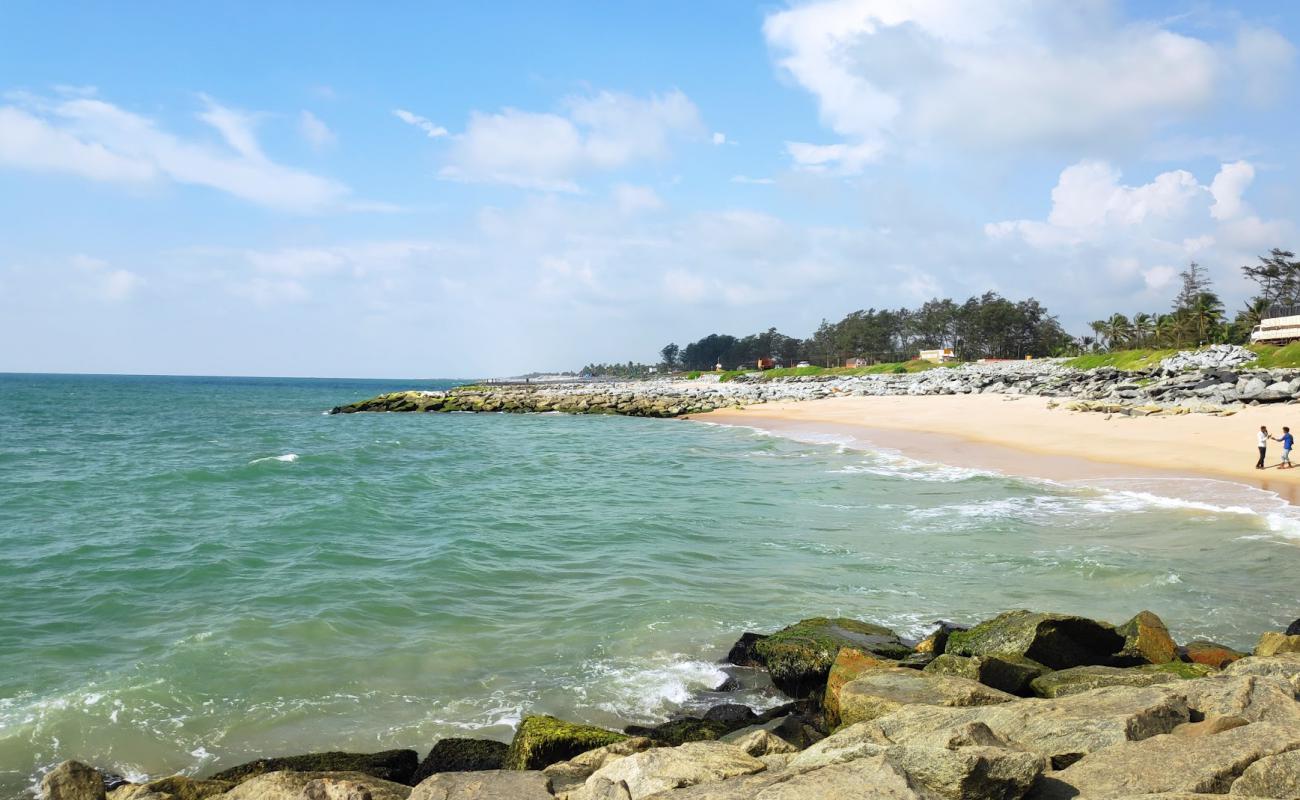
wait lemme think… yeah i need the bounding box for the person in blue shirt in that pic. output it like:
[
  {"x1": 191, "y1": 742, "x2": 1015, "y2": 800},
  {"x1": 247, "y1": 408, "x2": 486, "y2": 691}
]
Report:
[{"x1": 1278, "y1": 426, "x2": 1294, "y2": 469}]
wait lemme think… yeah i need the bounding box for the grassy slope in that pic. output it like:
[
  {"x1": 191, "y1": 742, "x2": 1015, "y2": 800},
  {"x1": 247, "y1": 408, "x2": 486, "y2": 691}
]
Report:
[
  {"x1": 1063, "y1": 344, "x2": 1300, "y2": 372},
  {"x1": 716, "y1": 360, "x2": 944, "y2": 382}
]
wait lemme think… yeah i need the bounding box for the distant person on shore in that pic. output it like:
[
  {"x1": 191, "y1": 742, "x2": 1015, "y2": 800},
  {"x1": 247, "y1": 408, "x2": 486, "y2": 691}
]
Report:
[
  {"x1": 1258, "y1": 426, "x2": 1270, "y2": 469},
  {"x1": 1279, "y1": 426, "x2": 1294, "y2": 469}
]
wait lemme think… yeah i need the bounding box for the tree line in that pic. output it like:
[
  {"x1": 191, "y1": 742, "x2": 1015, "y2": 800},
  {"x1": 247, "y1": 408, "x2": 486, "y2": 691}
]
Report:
[{"x1": 1085, "y1": 249, "x2": 1300, "y2": 351}]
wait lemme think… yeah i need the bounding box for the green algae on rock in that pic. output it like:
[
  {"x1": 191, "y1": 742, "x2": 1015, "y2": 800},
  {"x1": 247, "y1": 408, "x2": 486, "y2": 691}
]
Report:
[
  {"x1": 503, "y1": 715, "x2": 628, "y2": 771},
  {"x1": 754, "y1": 617, "x2": 910, "y2": 699},
  {"x1": 923, "y1": 653, "x2": 1049, "y2": 696},
  {"x1": 207, "y1": 750, "x2": 418, "y2": 787},
  {"x1": 943, "y1": 610, "x2": 1123, "y2": 670}
]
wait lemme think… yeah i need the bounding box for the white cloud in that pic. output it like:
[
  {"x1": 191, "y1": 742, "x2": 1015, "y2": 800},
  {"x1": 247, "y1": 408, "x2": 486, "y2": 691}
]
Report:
[
  {"x1": 393, "y1": 108, "x2": 448, "y2": 139},
  {"x1": 612, "y1": 184, "x2": 663, "y2": 215},
  {"x1": 711, "y1": 132, "x2": 727, "y2": 145},
  {"x1": 731, "y1": 175, "x2": 775, "y2": 185},
  {"x1": 0, "y1": 94, "x2": 348, "y2": 211},
  {"x1": 299, "y1": 110, "x2": 336, "y2": 150},
  {"x1": 1209, "y1": 160, "x2": 1254, "y2": 221},
  {"x1": 762, "y1": 0, "x2": 1290, "y2": 171},
  {"x1": 785, "y1": 140, "x2": 881, "y2": 174},
  {"x1": 439, "y1": 90, "x2": 704, "y2": 191},
  {"x1": 72, "y1": 254, "x2": 142, "y2": 301}
]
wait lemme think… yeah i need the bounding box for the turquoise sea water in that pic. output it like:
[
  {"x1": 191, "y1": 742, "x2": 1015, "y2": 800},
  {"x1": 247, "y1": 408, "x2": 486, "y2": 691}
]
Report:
[{"x1": 2, "y1": 373, "x2": 1299, "y2": 797}]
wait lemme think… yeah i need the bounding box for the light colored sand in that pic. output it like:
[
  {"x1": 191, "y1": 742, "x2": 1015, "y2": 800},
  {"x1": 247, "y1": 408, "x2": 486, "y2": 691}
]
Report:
[{"x1": 688, "y1": 394, "x2": 1300, "y2": 503}]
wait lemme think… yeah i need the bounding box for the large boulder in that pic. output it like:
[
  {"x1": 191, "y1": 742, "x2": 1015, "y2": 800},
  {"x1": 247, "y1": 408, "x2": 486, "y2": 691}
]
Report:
[
  {"x1": 108, "y1": 777, "x2": 234, "y2": 800},
  {"x1": 1183, "y1": 640, "x2": 1247, "y2": 669},
  {"x1": 42, "y1": 761, "x2": 107, "y2": 800},
  {"x1": 575, "y1": 741, "x2": 766, "y2": 800},
  {"x1": 1168, "y1": 674, "x2": 1300, "y2": 725},
  {"x1": 1224, "y1": 653, "x2": 1300, "y2": 695},
  {"x1": 624, "y1": 718, "x2": 730, "y2": 746},
  {"x1": 870, "y1": 685, "x2": 1191, "y2": 769},
  {"x1": 1034, "y1": 722, "x2": 1300, "y2": 798},
  {"x1": 881, "y1": 745, "x2": 1045, "y2": 800},
  {"x1": 943, "y1": 610, "x2": 1123, "y2": 670},
  {"x1": 208, "y1": 750, "x2": 419, "y2": 786},
  {"x1": 1115, "y1": 611, "x2": 1179, "y2": 665},
  {"x1": 1288, "y1": 619, "x2": 1300, "y2": 636},
  {"x1": 913, "y1": 622, "x2": 967, "y2": 656},
  {"x1": 222, "y1": 771, "x2": 412, "y2": 800},
  {"x1": 724, "y1": 633, "x2": 766, "y2": 667},
  {"x1": 822, "y1": 647, "x2": 896, "y2": 727},
  {"x1": 1256, "y1": 632, "x2": 1300, "y2": 657},
  {"x1": 408, "y1": 770, "x2": 553, "y2": 800},
  {"x1": 302, "y1": 777, "x2": 380, "y2": 800},
  {"x1": 924, "y1": 653, "x2": 1048, "y2": 696},
  {"x1": 753, "y1": 618, "x2": 909, "y2": 698},
  {"x1": 504, "y1": 715, "x2": 628, "y2": 770},
  {"x1": 1230, "y1": 748, "x2": 1300, "y2": 797},
  {"x1": 1028, "y1": 665, "x2": 1182, "y2": 698},
  {"x1": 700, "y1": 705, "x2": 756, "y2": 726},
  {"x1": 835, "y1": 668, "x2": 1016, "y2": 727},
  {"x1": 719, "y1": 714, "x2": 823, "y2": 750},
  {"x1": 410, "y1": 740, "x2": 508, "y2": 785},
  {"x1": 543, "y1": 738, "x2": 657, "y2": 794}
]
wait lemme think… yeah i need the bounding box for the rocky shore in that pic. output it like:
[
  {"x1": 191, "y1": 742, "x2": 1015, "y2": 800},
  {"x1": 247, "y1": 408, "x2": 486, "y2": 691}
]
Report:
[
  {"x1": 329, "y1": 346, "x2": 1300, "y2": 420},
  {"x1": 41, "y1": 610, "x2": 1300, "y2": 800}
]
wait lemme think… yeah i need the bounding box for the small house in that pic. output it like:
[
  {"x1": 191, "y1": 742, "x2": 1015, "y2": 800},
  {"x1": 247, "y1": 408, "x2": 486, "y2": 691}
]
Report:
[
  {"x1": 756, "y1": 358, "x2": 776, "y2": 370},
  {"x1": 918, "y1": 348, "x2": 956, "y2": 364},
  {"x1": 845, "y1": 357, "x2": 871, "y2": 368}
]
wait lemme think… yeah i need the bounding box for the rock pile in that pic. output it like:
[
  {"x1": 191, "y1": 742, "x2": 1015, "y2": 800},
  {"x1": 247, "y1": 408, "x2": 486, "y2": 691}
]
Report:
[
  {"x1": 45, "y1": 611, "x2": 1300, "y2": 800},
  {"x1": 329, "y1": 347, "x2": 1300, "y2": 420}
]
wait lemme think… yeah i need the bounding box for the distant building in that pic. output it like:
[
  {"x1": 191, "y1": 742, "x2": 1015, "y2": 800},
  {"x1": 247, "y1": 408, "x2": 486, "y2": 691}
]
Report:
[
  {"x1": 796, "y1": 361, "x2": 811, "y2": 368},
  {"x1": 918, "y1": 348, "x2": 956, "y2": 363},
  {"x1": 756, "y1": 358, "x2": 776, "y2": 370},
  {"x1": 845, "y1": 357, "x2": 871, "y2": 368}
]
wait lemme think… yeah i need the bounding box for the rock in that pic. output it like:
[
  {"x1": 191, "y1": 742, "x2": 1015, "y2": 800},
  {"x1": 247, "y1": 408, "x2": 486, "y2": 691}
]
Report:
[
  {"x1": 1029, "y1": 665, "x2": 1182, "y2": 698},
  {"x1": 1172, "y1": 715, "x2": 1249, "y2": 737},
  {"x1": 302, "y1": 778, "x2": 375, "y2": 800},
  {"x1": 1230, "y1": 748, "x2": 1300, "y2": 797},
  {"x1": 719, "y1": 714, "x2": 824, "y2": 750},
  {"x1": 222, "y1": 772, "x2": 412, "y2": 800},
  {"x1": 578, "y1": 741, "x2": 766, "y2": 800},
  {"x1": 943, "y1": 610, "x2": 1123, "y2": 670},
  {"x1": 1224, "y1": 653, "x2": 1300, "y2": 695},
  {"x1": 1242, "y1": 377, "x2": 1268, "y2": 400},
  {"x1": 871, "y1": 684, "x2": 1190, "y2": 768},
  {"x1": 1115, "y1": 610, "x2": 1179, "y2": 665},
  {"x1": 712, "y1": 677, "x2": 739, "y2": 693},
  {"x1": 1169, "y1": 674, "x2": 1300, "y2": 725},
  {"x1": 1184, "y1": 639, "x2": 1247, "y2": 668},
  {"x1": 505, "y1": 715, "x2": 628, "y2": 770},
  {"x1": 208, "y1": 751, "x2": 419, "y2": 786},
  {"x1": 543, "y1": 738, "x2": 657, "y2": 794},
  {"x1": 624, "y1": 718, "x2": 730, "y2": 746},
  {"x1": 1036, "y1": 722, "x2": 1300, "y2": 798},
  {"x1": 408, "y1": 770, "x2": 552, "y2": 800},
  {"x1": 724, "y1": 633, "x2": 766, "y2": 668},
  {"x1": 753, "y1": 618, "x2": 909, "y2": 698},
  {"x1": 924, "y1": 653, "x2": 1049, "y2": 696},
  {"x1": 410, "y1": 740, "x2": 508, "y2": 784},
  {"x1": 1288, "y1": 619, "x2": 1300, "y2": 636},
  {"x1": 724, "y1": 729, "x2": 799, "y2": 757},
  {"x1": 700, "y1": 705, "x2": 756, "y2": 726},
  {"x1": 914, "y1": 622, "x2": 967, "y2": 655},
  {"x1": 1256, "y1": 632, "x2": 1300, "y2": 657},
  {"x1": 882, "y1": 744, "x2": 1045, "y2": 800},
  {"x1": 42, "y1": 761, "x2": 107, "y2": 800},
  {"x1": 108, "y1": 787, "x2": 172, "y2": 800},
  {"x1": 835, "y1": 668, "x2": 1016, "y2": 727},
  {"x1": 110, "y1": 777, "x2": 233, "y2": 800},
  {"x1": 823, "y1": 647, "x2": 896, "y2": 727}
]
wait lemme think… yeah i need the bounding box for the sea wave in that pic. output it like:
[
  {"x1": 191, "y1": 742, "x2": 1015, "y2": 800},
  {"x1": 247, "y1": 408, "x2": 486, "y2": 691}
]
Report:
[{"x1": 248, "y1": 453, "x2": 298, "y2": 465}]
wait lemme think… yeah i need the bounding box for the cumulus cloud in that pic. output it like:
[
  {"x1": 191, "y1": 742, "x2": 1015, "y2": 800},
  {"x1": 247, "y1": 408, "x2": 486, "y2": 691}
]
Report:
[
  {"x1": 299, "y1": 110, "x2": 336, "y2": 150},
  {"x1": 0, "y1": 93, "x2": 348, "y2": 211},
  {"x1": 393, "y1": 108, "x2": 448, "y2": 138},
  {"x1": 72, "y1": 254, "x2": 142, "y2": 302},
  {"x1": 762, "y1": 0, "x2": 1292, "y2": 172},
  {"x1": 439, "y1": 90, "x2": 705, "y2": 191}
]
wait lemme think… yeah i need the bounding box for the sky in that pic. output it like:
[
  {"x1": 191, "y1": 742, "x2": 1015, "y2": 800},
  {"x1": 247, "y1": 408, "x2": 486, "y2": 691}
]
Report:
[{"x1": 1, "y1": 0, "x2": 1298, "y2": 378}]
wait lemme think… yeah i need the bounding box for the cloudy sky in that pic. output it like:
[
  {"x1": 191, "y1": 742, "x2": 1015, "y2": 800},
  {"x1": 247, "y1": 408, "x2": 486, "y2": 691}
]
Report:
[{"x1": 2, "y1": 1, "x2": 1298, "y2": 377}]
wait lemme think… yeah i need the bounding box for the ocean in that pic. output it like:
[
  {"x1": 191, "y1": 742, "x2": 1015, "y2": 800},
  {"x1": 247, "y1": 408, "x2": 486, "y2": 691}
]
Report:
[{"x1": 1, "y1": 373, "x2": 1298, "y2": 797}]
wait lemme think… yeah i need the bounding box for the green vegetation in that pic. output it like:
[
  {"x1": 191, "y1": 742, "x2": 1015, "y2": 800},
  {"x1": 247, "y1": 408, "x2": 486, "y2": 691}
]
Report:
[
  {"x1": 1062, "y1": 349, "x2": 1179, "y2": 371},
  {"x1": 1246, "y1": 342, "x2": 1300, "y2": 368},
  {"x1": 503, "y1": 715, "x2": 627, "y2": 771},
  {"x1": 715, "y1": 360, "x2": 941, "y2": 382}
]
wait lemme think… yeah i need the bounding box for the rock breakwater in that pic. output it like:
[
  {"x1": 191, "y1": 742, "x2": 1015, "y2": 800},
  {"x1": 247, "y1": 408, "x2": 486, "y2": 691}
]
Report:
[
  {"x1": 43, "y1": 610, "x2": 1300, "y2": 800},
  {"x1": 331, "y1": 346, "x2": 1300, "y2": 419}
]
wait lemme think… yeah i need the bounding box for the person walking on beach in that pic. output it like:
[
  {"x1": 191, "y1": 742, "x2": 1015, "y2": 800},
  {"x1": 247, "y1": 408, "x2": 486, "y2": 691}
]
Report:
[
  {"x1": 1258, "y1": 426, "x2": 1270, "y2": 469},
  {"x1": 1280, "y1": 426, "x2": 1294, "y2": 469}
]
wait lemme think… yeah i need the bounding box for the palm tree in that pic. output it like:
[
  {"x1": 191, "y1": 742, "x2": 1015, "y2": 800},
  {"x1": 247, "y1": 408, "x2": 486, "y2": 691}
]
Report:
[
  {"x1": 1131, "y1": 313, "x2": 1155, "y2": 347},
  {"x1": 1188, "y1": 292, "x2": 1225, "y2": 345},
  {"x1": 1153, "y1": 313, "x2": 1178, "y2": 347},
  {"x1": 1105, "y1": 313, "x2": 1133, "y2": 350},
  {"x1": 1088, "y1": 320, "x2": 1109, "y2": 351}
]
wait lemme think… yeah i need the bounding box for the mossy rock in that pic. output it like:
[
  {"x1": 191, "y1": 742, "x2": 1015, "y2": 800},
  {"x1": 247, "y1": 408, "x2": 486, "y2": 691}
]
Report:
[
  {"x1": 503, "y1": 715, "x2": 627, "y2": 771},
  {"x1": 206, "y1": 749, "x2": 418, "y2": 786},
  {"x1": 1028, "y1": 665, "x2": 1181, "y2": 698},
  {"x1": 1183, "y1": 640, "x2": 1247, "y2": 669},
  {"x1": 913, "y1": 622, "x2": 966, "y2": 655},
  {"x1": 623, "y1": 717, "x2": 731, "y2": 745},
  {"x1": 923, "y1": 653, "x2": 1049, "y2": 696},
  {"x1": 1141, "y1": 660, "x2": 1216, "y2": 679},
  {"x1": 410, "y1": 738, "x2": 508, "y2": 784},
  {"x1": 944, "y1": 610, "x2": 1123, "y2": 670},
  {"x1": 754, "y1": 617, "x2": 909, "y2": 698},
  {"x1": 725, "y1": 632, "x2": 768, "y2": 667},
  {"x1": 1114, "y1": 610, "x2": 1178, "y2": 665}
]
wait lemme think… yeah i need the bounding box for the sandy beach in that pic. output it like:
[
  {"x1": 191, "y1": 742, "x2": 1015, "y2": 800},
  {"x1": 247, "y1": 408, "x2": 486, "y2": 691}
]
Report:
[{"x1": 689, "y1": 394, "x2": 1300, "y2": 505}]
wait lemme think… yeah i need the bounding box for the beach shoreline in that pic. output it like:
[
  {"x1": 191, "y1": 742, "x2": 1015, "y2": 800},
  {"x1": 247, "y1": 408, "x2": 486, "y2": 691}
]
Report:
[{"x1": 684, "y1": 394, "x2": 1300, "y2": 507}]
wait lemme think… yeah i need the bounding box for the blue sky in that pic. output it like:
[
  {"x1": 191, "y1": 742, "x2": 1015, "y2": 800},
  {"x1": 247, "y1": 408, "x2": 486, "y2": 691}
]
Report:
[{"x1": 2, "y1": 1, "x2": 1298, "y2": 377}]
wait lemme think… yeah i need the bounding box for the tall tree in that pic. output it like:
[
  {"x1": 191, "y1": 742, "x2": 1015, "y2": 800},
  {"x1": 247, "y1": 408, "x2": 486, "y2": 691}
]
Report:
[{"x1": 659, "y1": 343, "x2": 680, "y2": 370}]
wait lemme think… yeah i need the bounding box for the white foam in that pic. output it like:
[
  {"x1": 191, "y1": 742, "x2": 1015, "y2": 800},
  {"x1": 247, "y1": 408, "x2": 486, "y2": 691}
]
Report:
[
  {"x1": 580, "y1": 657, "x2": 728, "y2": 722},
  {"x1": 248, "y1": 453, "x2": 298, "y2": 465}
]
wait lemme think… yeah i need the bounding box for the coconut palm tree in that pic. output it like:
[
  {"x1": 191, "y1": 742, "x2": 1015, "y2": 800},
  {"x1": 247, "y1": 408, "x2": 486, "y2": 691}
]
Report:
[
  {"x1": 1088, "y1": 320, "x2": 1109, "y2": 351},
  {"x1": 1105, "y1": 313, "x2": 1133, "y2": 350},
  {"x1": 1131, "y1": 312, "x2": 1155, "y2": 347}
]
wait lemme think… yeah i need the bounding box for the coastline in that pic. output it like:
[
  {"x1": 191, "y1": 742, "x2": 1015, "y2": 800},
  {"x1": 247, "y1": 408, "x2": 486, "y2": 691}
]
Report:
[{"x1": 684, "y1": 394, "x2": 1300, "y2": 508}]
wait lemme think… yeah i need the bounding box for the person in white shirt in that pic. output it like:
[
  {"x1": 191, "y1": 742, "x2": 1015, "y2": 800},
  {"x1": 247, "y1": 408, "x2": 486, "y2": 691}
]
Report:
[{"x1": 1258, "y1": 426, "x2": 1270, "y2": 470}]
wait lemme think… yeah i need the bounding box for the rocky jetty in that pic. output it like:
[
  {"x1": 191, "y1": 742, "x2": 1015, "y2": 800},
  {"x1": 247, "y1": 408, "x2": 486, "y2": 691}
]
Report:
[
  {"x1": 330, "y1": 345, "x2": 1300, "y2": 420},
  {"x1": 43, "y1": 610, "x2": 1300, "y2": 800}
]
